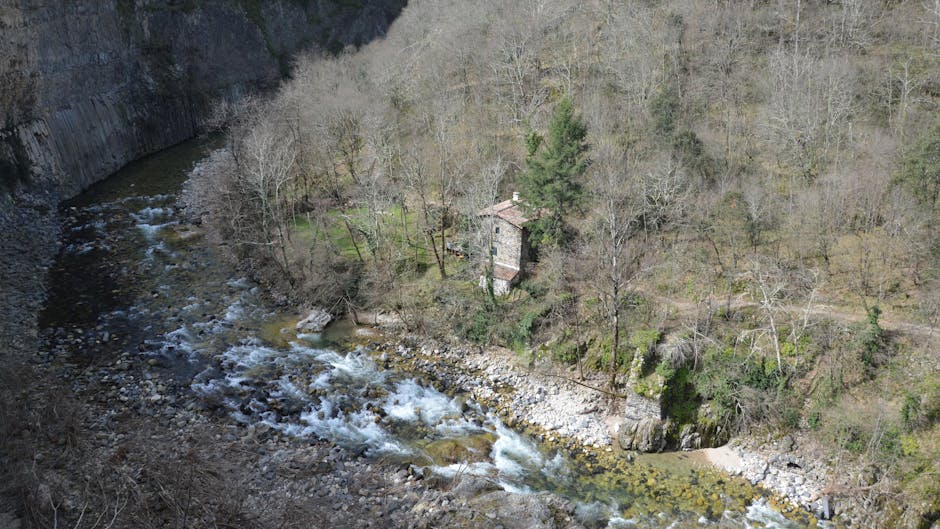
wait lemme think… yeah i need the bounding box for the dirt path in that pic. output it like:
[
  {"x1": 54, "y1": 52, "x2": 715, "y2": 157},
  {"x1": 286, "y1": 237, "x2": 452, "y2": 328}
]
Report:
[{"x1": 644, "y1": 289, "x2": 940, "y2": 338}]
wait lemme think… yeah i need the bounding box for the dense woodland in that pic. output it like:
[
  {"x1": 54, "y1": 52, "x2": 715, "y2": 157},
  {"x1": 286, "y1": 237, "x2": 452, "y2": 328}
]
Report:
[{"x1": 188, "y1": 1, "x2": 940, "y2": 524}]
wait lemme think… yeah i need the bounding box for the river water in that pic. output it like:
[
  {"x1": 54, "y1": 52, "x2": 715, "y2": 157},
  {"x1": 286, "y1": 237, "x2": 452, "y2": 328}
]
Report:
[{"x1": 38, "y1": 139, "x2": 810, "y2": 529}]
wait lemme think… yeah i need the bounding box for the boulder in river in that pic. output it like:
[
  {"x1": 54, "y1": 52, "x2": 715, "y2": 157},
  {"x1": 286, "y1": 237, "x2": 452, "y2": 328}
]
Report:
[{"x1": 296, "y1": 308, "x2": 332, "y2": 333}]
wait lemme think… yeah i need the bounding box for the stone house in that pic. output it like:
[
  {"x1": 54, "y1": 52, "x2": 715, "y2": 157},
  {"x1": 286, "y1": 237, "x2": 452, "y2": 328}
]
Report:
[{"x1": 477, "y1": 192, "x2": 534, "y2": 295}]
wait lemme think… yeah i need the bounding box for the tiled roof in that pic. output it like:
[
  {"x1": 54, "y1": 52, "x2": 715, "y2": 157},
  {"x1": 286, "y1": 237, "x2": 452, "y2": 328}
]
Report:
[
  {"x1": 478, "y1": 199, "x2": 532, "y2": 228},
  {"x1": 491, "y1": 264, "x2": 520, "y2": 282}
]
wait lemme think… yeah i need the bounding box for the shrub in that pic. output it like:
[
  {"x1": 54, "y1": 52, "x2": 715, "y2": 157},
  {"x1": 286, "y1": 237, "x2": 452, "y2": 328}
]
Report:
[
  {"x1": 901, "y1": 394, "x2": 922, "y2": 432},
  {"x1": 650, "y1": 84, "x2": 680, "y2": 136},
  {"x1": 808, "y1": 410, "x2": 821, "y2": 430},
  {"x1": 552, "y1": 341, "x2": 581, "y2": 365},
  {"x1": 660, "y1": 366, "x2": 700, "y2": 425},
  {"x1": 856, "y1": 305, "x2": 885, "y2": 370},
  {"x1": 628, "y1": 328, "x2": 662, "y2": 356},
  {"x1": 463, "y1": 303, "x2": 500, "y2": 344},
  {"x1": 900, "y1": 435, "x2": 920, "y2": 457},
  {"x1": 591, "y1": 337, "x2": 631, "y2": 372},
  {"x1": 691, "y1": 346, "x2": 790, "y2": 430},
  {"x1": 655, "y1": 360, "x2": 676, "y2": 381},
  {"x1": 840, "y1": 424, "x2": 865, "y2": 453}
]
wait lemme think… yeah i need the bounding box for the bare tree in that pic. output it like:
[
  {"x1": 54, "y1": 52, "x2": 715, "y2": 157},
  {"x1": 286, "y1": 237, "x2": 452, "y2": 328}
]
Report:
[
  {"x1": 745, "y1": 256, "x2": 818, "y2": 377},
  {"x1": 583, "y1": 145, "x2": 645, "y2": 390},
  {"x1": 231, "y1": 110, "x2": 300, "y2": 282},
  {"x1": 601, "y1": 3, "x2": 678, "y2": 113},
  {"x1": 831, "y1": 0, "x2": 878, "y2": 50},
  {"x1": 889, "y1": 59, "x2": 923, "y2": 140},
  {"x1": 636, "y1": 156, "x2": 690, "y2": 244},
  {"x1": 764, "y1": 44, "x2": 855, "y2": 179},
  {"x1": 746, "y1": 256, "x2": 788, "y2": 376},
  {"x1": 459, "y1": 155, "x2": 505, "y2": 301}
]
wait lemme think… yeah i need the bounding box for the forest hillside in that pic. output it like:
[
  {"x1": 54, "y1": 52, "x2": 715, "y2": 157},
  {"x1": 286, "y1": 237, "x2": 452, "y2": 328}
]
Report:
[{"x1": 187, "y1": 2, "x2": 940, "y2": 526}]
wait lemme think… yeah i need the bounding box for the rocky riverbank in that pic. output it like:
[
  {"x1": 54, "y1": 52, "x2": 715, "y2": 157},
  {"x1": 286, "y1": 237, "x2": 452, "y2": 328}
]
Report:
[
  {"x1": 382, "y1": 324, "x2": 927, "y2": 527},
  {"x1": 701, "y1": 442, "x2": 833, "y2": 520},
  {"x1": 12, "y1": 332, "x2": 587, "y2": 529},
  {"x1": 372, "y1": 334, "x2": 844, "y2": 526},
  {"x1": 0, "y1": 190, "x2": 61, "y2": 529},
  {"x1": 379, "y1": 339, "x2": 616, "y2": 449}
]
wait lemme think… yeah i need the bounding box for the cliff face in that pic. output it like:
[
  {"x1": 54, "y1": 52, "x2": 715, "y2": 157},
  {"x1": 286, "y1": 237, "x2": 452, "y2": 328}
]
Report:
[{"x1": 0, "y1": 0, "x2": 404, "y2": 202}]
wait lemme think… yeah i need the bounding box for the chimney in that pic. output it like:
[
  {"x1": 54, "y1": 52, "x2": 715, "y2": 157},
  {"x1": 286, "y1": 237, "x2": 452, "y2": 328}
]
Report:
[{"x1": 512, "y1": 191, "x2": 520, "y2": 203}]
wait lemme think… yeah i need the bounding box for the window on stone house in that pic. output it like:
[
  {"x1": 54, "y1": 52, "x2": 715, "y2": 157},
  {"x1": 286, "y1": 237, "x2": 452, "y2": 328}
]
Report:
[
  {"x1": 491, "y1": 246, "x2": 497, "y2": 256},
  {"x1": 495, "y1": 225, "x2": 500, "y2": 234}
]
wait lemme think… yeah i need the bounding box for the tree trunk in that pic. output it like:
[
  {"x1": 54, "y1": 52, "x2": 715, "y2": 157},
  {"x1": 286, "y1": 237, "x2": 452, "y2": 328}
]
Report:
[
  {"x1": 610, "y1": 286, "x2": 620, "y2": 391},
  {"x1": 427, "y1": 230, "x2": 446, "y2": 279},
  {"x1": 343, "y1": 217, "x2": 365, "y2": 264},
  {"x1": 440, "y1": 210, "x2": 448, "y2": 278}
]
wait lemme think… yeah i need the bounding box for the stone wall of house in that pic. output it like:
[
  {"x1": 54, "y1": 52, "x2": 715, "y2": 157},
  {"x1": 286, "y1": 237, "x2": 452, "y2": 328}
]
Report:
[{"x1": 492, "y1": 218, "x2": 523, "y2": 270}]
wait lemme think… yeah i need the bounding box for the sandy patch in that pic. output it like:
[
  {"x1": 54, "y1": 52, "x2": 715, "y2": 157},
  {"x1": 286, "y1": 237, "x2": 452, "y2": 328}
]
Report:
[{"x1": 696, "y1": 445, "x2": 743, "y2": 472}]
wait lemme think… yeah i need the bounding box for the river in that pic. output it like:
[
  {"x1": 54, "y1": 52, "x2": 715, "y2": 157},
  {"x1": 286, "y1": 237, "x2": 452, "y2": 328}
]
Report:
[{"x1": 38, "y1": 138, "x2": 814, "y2": 529}]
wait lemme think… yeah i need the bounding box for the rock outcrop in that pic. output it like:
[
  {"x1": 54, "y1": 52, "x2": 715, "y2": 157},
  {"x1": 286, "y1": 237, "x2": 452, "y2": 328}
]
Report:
[
  {"x1": 617, "y1": 392, "x2": 666, "y2": 452},
  {"x1": 617, "y1": 416, "x2": 667, "y2": 453},
  {"x1": 0, "y1": 0, "x2": 405, "y2": 203}
]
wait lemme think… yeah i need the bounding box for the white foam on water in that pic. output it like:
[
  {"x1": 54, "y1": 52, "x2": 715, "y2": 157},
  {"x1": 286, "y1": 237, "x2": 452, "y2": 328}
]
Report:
[
  {"x1": 137, "y1": 221, "x2": 178, "y2": 239},
  {"x1": 159, "y1": 325, "x2": 198, "y2": 360},
  {"x1": 70, "y1": 219, "x2": 106, "y2": 232},
  {"x1": 218, "y1": 343, "x2": 270, "y2": 369},
  {"x1": 274, "y1": 375, "x2": 308, "y2": 402},
  {"x1": 191, "y1": 375, "x2": 226, "y2": 398},
  {"x1": 491, "y1": 421, "x2": 547, "y2": 480},
  {"x1": 282, "y1": 400, "x2": 410, "y2": 456},
  {"x1": 66, "y1": 241, "x2": 98, "y2": 255},
  {"x1": 296, "y1": 332, "x2": 322, "y2": 343},
  {"x1": 131, "y1": 206, "x2": 173, "y2": 224},
  {"x1": 226, "y1": 277, "x2": 253, "y2": 290},
  {"x1": 383, "y1": 379, "x2": 461, "y2": 425},
  {"x1": 120, "y1": 193, "x2": 173, "y2": 205},
  {"x1": 543, "y1": 450, "x2": 567, "y2": 475},
  {"x1": 224, "y1": 300, "x2": 244, "y2": 322},
  {"x1": 742, "y1": 499, "x2": 801, "y2": 529},
  {"x1": 192, "y1": 317, "x2": 229, "y2": 337},
  {"x1": 295, "y1": 345, "x2": 387, "y2": 387},
  {"x1": 144, "y1": 240, "x2": 173, "y2": 263},
  {"x1": 428, "y1": 461, "x2": 499, "y2": 481},
  {"x1": 605, "y1": 516, "x2": 638, "y2": 528},
  {"x1": 497, "y1": 481, "x2": 533, "y2": 494},
  {"x1": 310, "y1": 370, "x2": 333, "y2": 390},
  {"x1": 434, "y1": 416, "x2": 484, "y2": 436},
  {"x1": 576, "y1": 502, "x2": 619, "y2": 527}
]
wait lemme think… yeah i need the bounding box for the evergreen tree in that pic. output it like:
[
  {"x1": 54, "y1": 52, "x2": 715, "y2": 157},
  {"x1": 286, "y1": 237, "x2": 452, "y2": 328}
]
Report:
[{"x1": 522, "y1": 97, "x2": 589, "y2": 247}]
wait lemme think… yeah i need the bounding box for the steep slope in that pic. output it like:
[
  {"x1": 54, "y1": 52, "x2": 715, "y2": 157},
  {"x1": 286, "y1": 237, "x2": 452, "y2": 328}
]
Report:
[{"x1": 0, "y1": 0, "x2": 404, "y2": 202}]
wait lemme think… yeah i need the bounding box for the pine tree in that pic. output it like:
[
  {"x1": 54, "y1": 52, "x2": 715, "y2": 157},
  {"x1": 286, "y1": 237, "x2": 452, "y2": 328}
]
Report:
[{"x1": 522, "y1": 97, "x2": 589, "y2": 247}]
